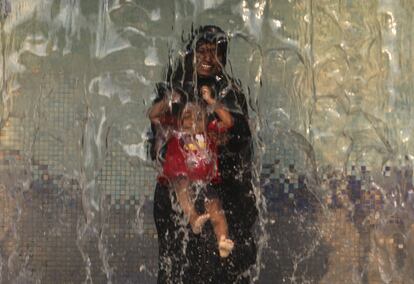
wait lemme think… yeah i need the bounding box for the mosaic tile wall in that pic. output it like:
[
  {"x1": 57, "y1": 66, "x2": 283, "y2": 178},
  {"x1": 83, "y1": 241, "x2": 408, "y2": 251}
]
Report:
[
  {"x1": 0, "y1": 73, "x2": 160, "y2": 283},
  {"x1": 0, "y1": 73, "x2": 411, "y2": 283},
  {"x1": 1, "y1": 92, "x2": 410, "y2": 283},
  {"x1": 1, "y1": 0, "x2": 414, "y2": 283}
]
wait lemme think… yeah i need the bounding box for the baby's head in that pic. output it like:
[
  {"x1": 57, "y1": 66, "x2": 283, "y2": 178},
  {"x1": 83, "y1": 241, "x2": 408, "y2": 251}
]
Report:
[{"x1": 179, "y1": 103, "x2": 206, "y2": 133}]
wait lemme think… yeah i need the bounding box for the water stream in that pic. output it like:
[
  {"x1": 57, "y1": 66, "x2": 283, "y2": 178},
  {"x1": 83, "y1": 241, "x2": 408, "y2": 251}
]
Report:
[{"x1": 0, "y1": 0, "x2": 414, "y2": 283}]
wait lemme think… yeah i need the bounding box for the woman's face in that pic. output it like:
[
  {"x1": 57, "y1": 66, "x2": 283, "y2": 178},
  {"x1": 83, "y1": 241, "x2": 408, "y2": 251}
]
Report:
[{"x1": 195, "y1": 42, "x2": 223, "y2": 77}]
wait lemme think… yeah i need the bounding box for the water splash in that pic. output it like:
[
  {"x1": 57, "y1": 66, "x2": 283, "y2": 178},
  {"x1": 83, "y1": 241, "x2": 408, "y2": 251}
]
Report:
[{"x1": 1, "y1": 0, "x2": 414, "y2": 283}]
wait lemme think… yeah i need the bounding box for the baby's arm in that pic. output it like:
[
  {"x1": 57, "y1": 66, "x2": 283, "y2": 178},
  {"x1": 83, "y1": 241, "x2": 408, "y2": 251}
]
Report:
[
  {"x1": 148, "y1": 90, "x2": 181, "y2": 124},
  {"x1": 200, "y1": 86, "x2": 233, "y2": 129},
  {"x1": 148, "y1": 98, "x2": 169, "y2": 124}
]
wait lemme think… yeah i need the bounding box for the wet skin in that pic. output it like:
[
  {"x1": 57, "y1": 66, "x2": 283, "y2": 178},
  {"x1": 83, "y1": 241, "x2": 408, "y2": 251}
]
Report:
[
  {"x1": 196, "y1": 42, "x2": 223, "y2": 78},
  {"x1": 181, "y1": 106, "x2": 206, "y2": 134}
]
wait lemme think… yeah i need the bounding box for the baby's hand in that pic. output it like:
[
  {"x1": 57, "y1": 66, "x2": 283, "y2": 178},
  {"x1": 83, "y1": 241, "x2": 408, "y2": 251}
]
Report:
[
  {"x1": 201, "y1": 86, "x2": 215, "y2": 105},
  {"x1": 171, "y1": 91, "x2": 181, "y2": 103},
  {"x1": 166, "y1": 90, "x2": 181, "y2": 103}
]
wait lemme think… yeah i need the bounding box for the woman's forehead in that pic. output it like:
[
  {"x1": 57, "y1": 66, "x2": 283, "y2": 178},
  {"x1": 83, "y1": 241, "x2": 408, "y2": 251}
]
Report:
[{"x1": 196, "y1": 42, "x2": 217, "y2": 50}]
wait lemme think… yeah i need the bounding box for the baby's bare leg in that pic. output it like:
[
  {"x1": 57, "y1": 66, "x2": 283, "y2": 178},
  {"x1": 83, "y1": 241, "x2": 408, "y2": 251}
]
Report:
[
  {"x1": 173, "y1": 177, "x2": 193, "y2": 217},
  {"x1": 205, "y1": 198, "x2": 234, "y2": 258},
  {"x1": 205, "y1": 198, "x2": 227, "y2": 238},
  {"x1": 173, "y1": 177, "x2": 209, "y2": 234}
]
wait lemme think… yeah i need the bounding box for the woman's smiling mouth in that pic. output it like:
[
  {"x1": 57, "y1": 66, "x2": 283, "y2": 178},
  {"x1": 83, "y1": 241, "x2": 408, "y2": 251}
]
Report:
[{"x1": 201, "y1": 63, "x2": 213, "y2": 69}]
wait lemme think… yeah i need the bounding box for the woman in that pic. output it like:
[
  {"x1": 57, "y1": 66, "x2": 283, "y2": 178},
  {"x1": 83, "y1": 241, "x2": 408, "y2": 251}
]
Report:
[{"x1": 150, "y1": 25, "x2": 257, "y2": 284}]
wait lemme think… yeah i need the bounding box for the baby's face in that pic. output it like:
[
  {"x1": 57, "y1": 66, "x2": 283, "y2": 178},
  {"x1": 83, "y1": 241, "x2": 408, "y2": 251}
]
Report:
[
  {"x1": 181, "y1": 110, "x2": 195, "y2": 131},
  {"x1": 181, "y1": 107, "x2": 205, "y2": 133}
]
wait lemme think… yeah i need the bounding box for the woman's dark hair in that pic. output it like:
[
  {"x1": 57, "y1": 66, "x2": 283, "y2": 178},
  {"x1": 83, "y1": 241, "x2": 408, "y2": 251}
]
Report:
[{"x1": 167, "y1": 25, "x2": 229, "y2": 85}]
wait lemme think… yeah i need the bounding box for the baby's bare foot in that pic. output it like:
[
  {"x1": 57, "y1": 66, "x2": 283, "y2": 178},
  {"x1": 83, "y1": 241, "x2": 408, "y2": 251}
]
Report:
[
  {"x1": 191, "y1": 213, "x2": 210, "y2": 234},
  {"x1": 218, "y1": 236, "x2": 234, "y2": 258}
]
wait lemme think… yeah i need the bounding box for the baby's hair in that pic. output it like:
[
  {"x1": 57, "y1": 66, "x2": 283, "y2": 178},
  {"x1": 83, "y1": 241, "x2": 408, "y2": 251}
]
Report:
[{"x1": 178, "y1": 102, "x2": 207, "y2": 130}]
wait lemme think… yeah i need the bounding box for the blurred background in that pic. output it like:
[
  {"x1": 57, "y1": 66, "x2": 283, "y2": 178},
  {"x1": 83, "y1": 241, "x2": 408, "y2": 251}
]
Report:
[{"x1": 0, "y1": 0, "x2": 414, "y2": 283}]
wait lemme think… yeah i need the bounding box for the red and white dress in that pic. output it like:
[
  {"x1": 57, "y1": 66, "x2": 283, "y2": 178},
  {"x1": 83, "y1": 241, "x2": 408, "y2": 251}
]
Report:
[{"x1": 161, "y1": 120, "x2": 225, "y2": 184}]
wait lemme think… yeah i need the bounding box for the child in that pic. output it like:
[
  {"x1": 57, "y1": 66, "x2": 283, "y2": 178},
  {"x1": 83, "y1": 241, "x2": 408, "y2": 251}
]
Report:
[{"x1": 149, "y1": 91, "x2": 234, "y2": 258}]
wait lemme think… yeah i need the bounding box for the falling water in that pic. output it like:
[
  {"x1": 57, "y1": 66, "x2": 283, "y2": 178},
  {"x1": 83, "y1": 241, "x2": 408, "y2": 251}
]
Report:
[{"x1": 0, "y1": 0, "x2": 414, "y2": 283}]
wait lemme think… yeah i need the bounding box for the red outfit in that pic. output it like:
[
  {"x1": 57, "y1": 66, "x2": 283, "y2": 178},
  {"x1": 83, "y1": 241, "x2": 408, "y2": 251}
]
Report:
[{"x1": 161, "y1": 120, "x2": 226, "y2": 184}]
